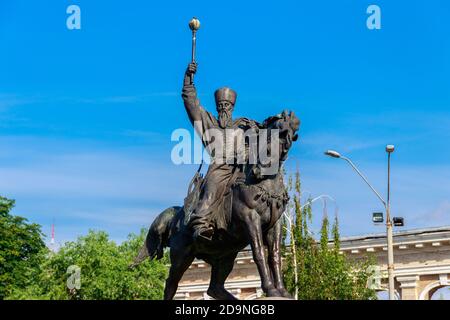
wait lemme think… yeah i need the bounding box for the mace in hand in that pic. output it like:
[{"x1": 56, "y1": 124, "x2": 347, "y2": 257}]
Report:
[{"x1": 188, "y1": 17, "x2": 200, "y2": 83}]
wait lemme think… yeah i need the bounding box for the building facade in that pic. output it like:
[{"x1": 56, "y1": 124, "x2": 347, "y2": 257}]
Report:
[{"x1": 175, "y1": 226, "x2": 450, "y2": 300}]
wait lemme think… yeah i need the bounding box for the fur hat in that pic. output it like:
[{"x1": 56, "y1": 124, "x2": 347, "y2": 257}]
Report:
[{"x1": 214, "y1": 87, "x2": 237, "y2": 105}]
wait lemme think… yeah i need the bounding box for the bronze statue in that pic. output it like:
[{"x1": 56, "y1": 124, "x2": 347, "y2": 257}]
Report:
[
  {"x1": 131, "y1": 18, "x2": 300, "y2": 300},
  {"x1": 182, "y1": 62, "x2": 262, "y2": 242}
]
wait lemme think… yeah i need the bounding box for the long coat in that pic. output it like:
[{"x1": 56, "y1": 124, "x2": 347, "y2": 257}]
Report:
[{"x1": 182, "y1": 83, "x2": 260, "y2": 230}]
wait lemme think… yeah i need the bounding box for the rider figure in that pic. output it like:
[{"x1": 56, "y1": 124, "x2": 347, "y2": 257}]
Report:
[{"x1": 182, "y1": 62, "x2": 256, "y2": 242}]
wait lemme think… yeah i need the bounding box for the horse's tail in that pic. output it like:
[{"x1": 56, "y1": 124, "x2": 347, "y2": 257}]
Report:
[{"x1": 129, "y1": 206, "x2": 181, "y2": 268}]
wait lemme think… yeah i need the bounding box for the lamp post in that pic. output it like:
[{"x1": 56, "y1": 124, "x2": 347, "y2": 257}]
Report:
[
  {"x1": 385, "y1": 145, "x2": 395, "y2": 300},
  {"x1": 324, "y1": 146, "x2": 396, "y2": 300}
]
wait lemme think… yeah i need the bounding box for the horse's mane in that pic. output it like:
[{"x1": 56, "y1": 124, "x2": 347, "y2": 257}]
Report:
[
  {"x1": 261, "y1": 114, "x2": 284, "y2": 129},
  {"x1": 262, "y1": 110, "x2": 300, "y2": 131}
]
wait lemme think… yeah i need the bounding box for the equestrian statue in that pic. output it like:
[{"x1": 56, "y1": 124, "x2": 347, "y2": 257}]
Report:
[{"x1": 131, "y1": 18, "x2": 300, "y2": 300}]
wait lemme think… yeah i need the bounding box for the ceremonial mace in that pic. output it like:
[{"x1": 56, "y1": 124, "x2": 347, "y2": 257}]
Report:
[{"x1": 188, "y1": 17, "x2": 200, "y2": 83}]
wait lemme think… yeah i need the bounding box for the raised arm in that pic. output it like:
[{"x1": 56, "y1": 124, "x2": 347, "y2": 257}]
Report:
[{"x1": 181, "y1": 62, "x2": 203, "y2": 125}]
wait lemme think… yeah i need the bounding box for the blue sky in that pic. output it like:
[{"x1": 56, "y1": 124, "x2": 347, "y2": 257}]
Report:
[{"x1": 1, "y1": 0, "x2": 449, "y2": 244}]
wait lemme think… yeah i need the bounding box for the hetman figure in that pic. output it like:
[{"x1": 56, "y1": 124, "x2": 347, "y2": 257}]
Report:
[{"x1": 182, "y1": 62, "x2": 260, "y2": 242}]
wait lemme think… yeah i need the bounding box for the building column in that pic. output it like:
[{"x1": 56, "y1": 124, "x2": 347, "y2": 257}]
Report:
[
  {"x1": 256, "y1": 289, "x2": 264, "y2": 298},
  {"x1": 231, "y1": 288, "x2": 241, "y2": 299},
  {"x1": 397, "y1": 275, "x2": 420, "y2": 300},
  {"x1": 438, "y1": 274, "x2": 449, "y2": 286}
]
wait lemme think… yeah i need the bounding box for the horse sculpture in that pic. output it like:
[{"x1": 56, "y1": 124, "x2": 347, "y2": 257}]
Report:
[{"x1": 132, "y1": 110, "x2": 300, "y2": 300}]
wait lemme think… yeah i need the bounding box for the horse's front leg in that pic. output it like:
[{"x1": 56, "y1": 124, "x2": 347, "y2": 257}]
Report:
[
  {"x1": 243, "y1": 209, "x2": 281, "y2": 297},
  {"x1": 266, "y1": 218, "x2": 293, "y2": 298}
]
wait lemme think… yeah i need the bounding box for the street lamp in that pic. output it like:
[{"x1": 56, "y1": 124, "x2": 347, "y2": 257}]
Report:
[
  {"x1": 385, "y1": 145, "x2": 395, "y2": 301},
  {"x1": 324, "y1": 150, "x2": 341, "y2": 158},
  {"x1": 324, "y1": 146, "x2": 396, "y2": 300},
  {"x1": 324, "y1": 150, "x2": 386, "y2": 206}
]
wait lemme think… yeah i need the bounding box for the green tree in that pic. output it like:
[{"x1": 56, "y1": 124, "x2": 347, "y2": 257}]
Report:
[
  {"x1": 282, "y1": 171, "x2": 376, "y2": 300},
  {"x1": 0, "y1": 196, "x2": 47, "y2": 299},
  {"x1": 7, "y1": 229, "x2": 168, "y2": 300}
]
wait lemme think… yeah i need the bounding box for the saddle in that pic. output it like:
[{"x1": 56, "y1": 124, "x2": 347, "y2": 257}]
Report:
[{"x1": 183, "y1": 164, "x2": 243, "y2": 230}]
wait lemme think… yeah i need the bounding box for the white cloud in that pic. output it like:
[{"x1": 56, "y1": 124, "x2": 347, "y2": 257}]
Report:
[
  {"x1": 0, "y1": 93, "x2": 40, "y2": 110},
  {"x1": 284, "y1": 159, "x2": 450, "y2": 236},
  {"x1": 0, "y1": 135, "x2": 193, "y2": 243},
  {"x1": 0, "y1": 151, "x2": 188, "y2": 202},
  {"x1": 0, "y1": 92, "x2": 179, "y2": 109},
  {"x1": 410, "y1": 200, "x2": 450, "y2": 226}
]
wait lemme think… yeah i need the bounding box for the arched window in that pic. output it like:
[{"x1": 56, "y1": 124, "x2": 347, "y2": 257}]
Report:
[
  {"x1": 430, "y1": 286, "x2": 450, "y2": 300},
  {"x1": 375, "y1": 290, "x2": 400, "y2": 300},
  {"x1": 419, "y1": 276, "x2": 450, "y2": 300}
]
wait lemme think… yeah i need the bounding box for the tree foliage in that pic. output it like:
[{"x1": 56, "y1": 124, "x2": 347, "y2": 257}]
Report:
[
  {"x1": 1, "y1": 195, "x2": 168, "y2": 300},
  {"x1": 282, "y1": 171, "x2": 376, "y2": 300},
  {"x1": 6, "y1": 229, "x2": 168, "y2": 300},
  {"x1": 0, "y1": 196, "x2": 47, "y2": 299}
]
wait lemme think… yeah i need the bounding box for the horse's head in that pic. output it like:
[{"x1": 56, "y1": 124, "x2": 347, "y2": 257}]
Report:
[
  {"x1": 263, "y1": 110, "x2": 300, "y2": 162},
  {"x1": 246, "y1": 110, "x2": 300, "y2": 180}
]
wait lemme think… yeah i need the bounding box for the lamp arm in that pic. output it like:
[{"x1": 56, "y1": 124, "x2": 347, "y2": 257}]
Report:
[
  {"x1": 300, "y1": 194, "x2": 336, "y2": 210},
  {"x1": 341, "y1": 156, "x2": 387, "y2": 208}
]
